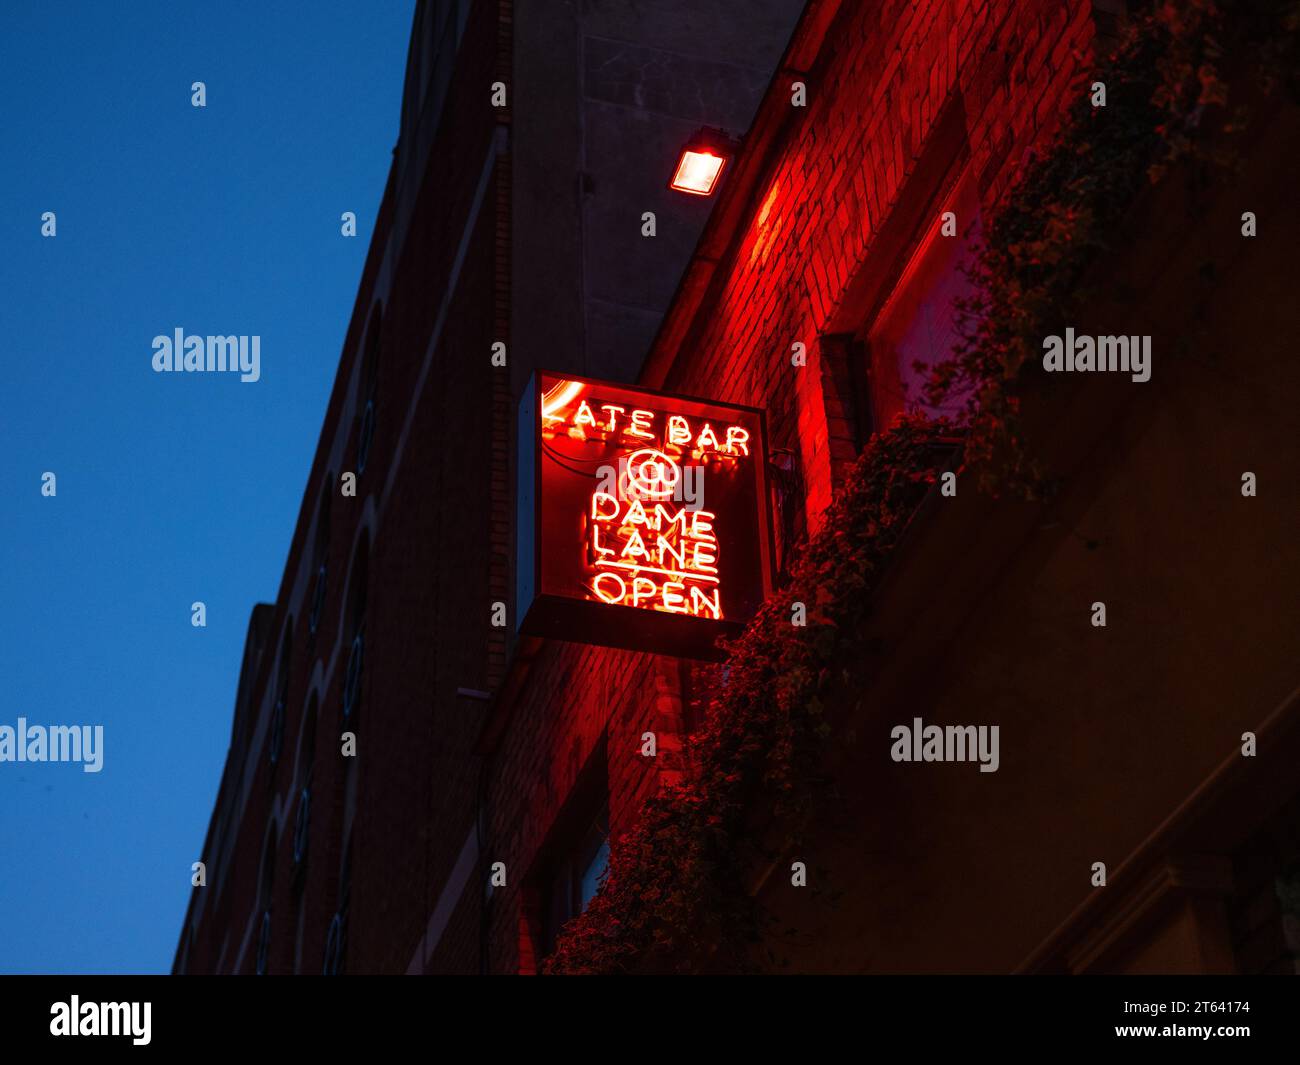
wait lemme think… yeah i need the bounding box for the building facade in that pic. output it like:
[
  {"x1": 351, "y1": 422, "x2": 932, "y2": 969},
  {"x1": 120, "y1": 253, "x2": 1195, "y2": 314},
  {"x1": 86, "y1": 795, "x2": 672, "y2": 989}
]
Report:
[{"x1": 176, "y1": 0, "x2": 1300, "y2": 975}]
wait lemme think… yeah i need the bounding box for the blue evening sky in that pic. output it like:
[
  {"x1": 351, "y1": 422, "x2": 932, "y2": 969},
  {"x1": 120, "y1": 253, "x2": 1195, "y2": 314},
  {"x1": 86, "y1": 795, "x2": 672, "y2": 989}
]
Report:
[{"x1": 0, "y1": 1, "x2": 414, "y2": 973}]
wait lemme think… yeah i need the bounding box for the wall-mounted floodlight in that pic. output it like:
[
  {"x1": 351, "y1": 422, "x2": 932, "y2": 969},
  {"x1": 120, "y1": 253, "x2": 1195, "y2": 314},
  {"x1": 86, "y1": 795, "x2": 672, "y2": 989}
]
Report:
[{"x1": 669, "y1": 127, "x2": 740, "y2": 197}]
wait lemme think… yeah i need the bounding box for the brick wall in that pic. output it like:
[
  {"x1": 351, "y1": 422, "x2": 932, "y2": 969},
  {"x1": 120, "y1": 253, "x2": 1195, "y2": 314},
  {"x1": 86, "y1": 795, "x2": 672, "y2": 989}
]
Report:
[
  {"x1": 182, "y1": 0, "x2": 1119, "y2": 976},
  {"x1": 658, "y1": 0, "x2": 1100, "y2": 523},
  {"x1": 178, "y1": 0, "x2": 507, "y2": 975},
  {"x1": 467, "y1": 0, "x2": 1107, "y2": 972},
  {"x1": 473, "y1": 0, "x2": 1110, "y2": 973},
  {"x1": 480, "y1": 644, "x2": 664, "y2": 973}
]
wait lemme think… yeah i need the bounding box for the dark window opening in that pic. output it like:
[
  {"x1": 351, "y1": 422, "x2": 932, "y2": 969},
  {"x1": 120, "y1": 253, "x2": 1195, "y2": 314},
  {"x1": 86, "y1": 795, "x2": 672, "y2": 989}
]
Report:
[
  {"x1": 768, "y1": 447, "x2": 806, "y2": 583},
  {"x1": 268, "y1": 624, "x2": 292, "y2": 772},
  {"x1": 342, "y1": 542, "x2": 369, "y2": 728},
  {"x1": 542, "y1": 805, "x2": 610, "y2": 959},
  {"x1": 308, "y1": 481, "x2": 332, "y2": 639},
  {"x1": 324, "y1": 840, "x2": 352, "y2": 976},
  {"x1": 356, "y1": 304, "x2": 381, "y2": 476},
  {"x1": 861, "y1": 166, "x2": 982, "y2": 430},
  {"x1": 529, "y1": 742, "x2": 612, "y2": 965},
  {"x1": 292, "y1": 696, "x2": 318, "y2": 887},
  {"x1": 255, "y1": 823, "x2": 277, "y2": 975}
]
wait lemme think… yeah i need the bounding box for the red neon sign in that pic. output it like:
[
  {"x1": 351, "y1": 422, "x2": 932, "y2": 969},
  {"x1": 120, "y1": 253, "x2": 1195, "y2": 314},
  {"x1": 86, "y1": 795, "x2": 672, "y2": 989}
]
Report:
[{"x1": 518, "y1": 372, "x2": 772, "y2": 657}]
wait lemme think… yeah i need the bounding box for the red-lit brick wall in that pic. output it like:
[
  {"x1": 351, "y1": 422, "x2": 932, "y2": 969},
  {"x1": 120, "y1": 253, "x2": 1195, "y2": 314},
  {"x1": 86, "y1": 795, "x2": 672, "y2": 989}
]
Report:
[
  {"x1": 660, "y1": 0, "x2": 1100, "y2": 524},
  {"x1": 482, "y1": 645, "x2": 689, "y2": 973},
  {"x1": 478, "y1": 0, "x2": 1109, "y2": 974}
]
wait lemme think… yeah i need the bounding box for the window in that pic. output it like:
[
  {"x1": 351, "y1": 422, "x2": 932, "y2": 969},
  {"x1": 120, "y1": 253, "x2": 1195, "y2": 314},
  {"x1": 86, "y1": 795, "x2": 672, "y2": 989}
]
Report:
[
  {"x1": 577, "y1": 829, "x2": 611, "y2": 911},
  {"x1": 292, "y1": 696, "x2": 318, "y2": 885},
  {"x1": 542, "y1": 805, "x2": 610, "y2": 958},
  {"x1": 398, "y1": 1, "x2": 469, "y2": 171},
  {"x1": 323, "y1": 839, "x2": 352, "y2": 976},
  {"x1": 342, "y1": 540, "x2": 368, "y2": 726},
  {"x1": 356, "y1": 304, "x2": 381, "y2": 476},
  {"x1": 523, "y1": 741, "x2": 611, "y2": 969},
  {"x1": 308, "y1": 481, "x2": 332, "y2": 638},
  {"x1": 863, "y1": 166, "x2": 981, "y2": 431},
  {"x1": 268, "y1": 623, "x2": 292, "y2": 770},
  {"x1": 255, "y1": 823, "x2": 277, "y2": 975}
]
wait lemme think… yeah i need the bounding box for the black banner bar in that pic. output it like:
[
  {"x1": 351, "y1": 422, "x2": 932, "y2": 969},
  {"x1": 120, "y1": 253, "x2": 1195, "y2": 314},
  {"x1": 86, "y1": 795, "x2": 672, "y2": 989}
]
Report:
[{"x1": 0, "y1": 974, "x2": 1288, "y2": 1053}]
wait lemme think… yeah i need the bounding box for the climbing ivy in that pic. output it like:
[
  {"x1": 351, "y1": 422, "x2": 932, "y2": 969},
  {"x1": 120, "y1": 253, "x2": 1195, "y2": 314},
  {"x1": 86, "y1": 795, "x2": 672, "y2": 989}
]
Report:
[
  {"x1": 546, "y1": 416, "x2": 949, "y2": 973},
  {"x1": 924, "y1": 0, "x2": 1263, "y2": 494}
]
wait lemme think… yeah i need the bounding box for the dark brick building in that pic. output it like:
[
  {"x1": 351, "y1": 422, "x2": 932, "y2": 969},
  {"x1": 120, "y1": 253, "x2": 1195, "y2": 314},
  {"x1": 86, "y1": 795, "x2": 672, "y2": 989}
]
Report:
[
  {"x1": 173, "y1": 0, "x2": 802, "y2": 975},
  {"x1": 177, "y1": 0, "x2": 1300, "y2": 974}
]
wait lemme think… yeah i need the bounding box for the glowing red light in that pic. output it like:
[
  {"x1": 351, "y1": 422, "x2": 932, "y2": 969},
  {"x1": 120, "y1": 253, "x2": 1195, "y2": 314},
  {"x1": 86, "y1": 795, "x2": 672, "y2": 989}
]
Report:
[
  {"x1": 541, "y1": 392, "x2": 750, "y2": 621},
  {"x1": 670, "y1": 150, "x2": 726, "y2": 196},
  {"x1": 519, "y1": 372, "x2": 773, "y2": 658},
  {"x1": 541, "y1": 378, "x2": 584, "y2": 423}
]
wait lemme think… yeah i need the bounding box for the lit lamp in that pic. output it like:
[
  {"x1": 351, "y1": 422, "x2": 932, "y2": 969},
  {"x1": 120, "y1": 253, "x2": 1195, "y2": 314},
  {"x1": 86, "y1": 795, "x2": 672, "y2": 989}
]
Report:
[{"x1": 669, "y1": 127, "x2": 738, "y2": 197}]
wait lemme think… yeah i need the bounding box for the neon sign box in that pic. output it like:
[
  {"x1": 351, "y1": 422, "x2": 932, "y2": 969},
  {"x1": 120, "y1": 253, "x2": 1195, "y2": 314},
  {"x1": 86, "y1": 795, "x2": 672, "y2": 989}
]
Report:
[{"x1": 517, "y1": 372, "x2": 774, "y2": 658}]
